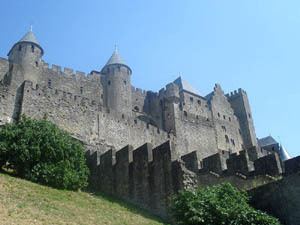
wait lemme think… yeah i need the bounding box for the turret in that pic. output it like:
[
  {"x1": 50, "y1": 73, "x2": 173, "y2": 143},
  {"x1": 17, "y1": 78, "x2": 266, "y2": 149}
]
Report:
[
  {"x1": 6, "y1": 29, "x2": 43, "y2": 87},
  {"x1": 227, "y1": 89, "x2": 258, "y2": 149},
  {"x1": 101, "y1": 47, "x2": 132, "y2": 115}
]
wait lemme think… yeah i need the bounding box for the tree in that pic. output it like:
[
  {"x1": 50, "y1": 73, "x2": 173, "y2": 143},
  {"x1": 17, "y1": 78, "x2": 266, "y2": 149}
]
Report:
[
  {"x1": 0, "y1": 116, "x2": 89, "y2": 190},
  {"x1": 171, "y1": 183, "x2": 281, "y2": 225}
]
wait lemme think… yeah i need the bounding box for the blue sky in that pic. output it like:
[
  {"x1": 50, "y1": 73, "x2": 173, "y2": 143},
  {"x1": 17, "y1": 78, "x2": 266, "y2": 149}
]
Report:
[{"x1": 0, "y1": 0, "x2": 299, "y2": 156}]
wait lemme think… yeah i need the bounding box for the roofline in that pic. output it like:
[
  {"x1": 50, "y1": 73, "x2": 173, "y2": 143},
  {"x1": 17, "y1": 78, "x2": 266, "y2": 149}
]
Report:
[
  {"x1": 181, "y1": 89, "x2": 206, "y2": 100},
  {"x1": 101, "y1": 63, "x2": 132, "y2": 74},
  {"x1": 7, "y1": 41, "x2": 44, "y2": 57}
]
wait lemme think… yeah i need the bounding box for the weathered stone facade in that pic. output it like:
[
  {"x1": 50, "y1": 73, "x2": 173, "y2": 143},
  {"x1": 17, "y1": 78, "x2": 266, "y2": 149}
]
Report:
[{"x1": 0, "y1": 31, "x2": 259, "y2": 160}]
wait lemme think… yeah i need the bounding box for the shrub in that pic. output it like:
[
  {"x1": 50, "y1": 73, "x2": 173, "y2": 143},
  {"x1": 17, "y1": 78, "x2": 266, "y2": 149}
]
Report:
[
  {"x1": 0, "y1": 116, "x2": 89, "y2": 190},
  {"x1": 171, "y1": 183, "x2": 281, "y2": 225}
]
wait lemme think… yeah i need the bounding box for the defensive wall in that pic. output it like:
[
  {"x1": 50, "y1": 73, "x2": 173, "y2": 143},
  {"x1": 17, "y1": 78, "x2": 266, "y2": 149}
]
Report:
[{"x1": 85, "y1": 139, "x2": 300, "y2": 223}]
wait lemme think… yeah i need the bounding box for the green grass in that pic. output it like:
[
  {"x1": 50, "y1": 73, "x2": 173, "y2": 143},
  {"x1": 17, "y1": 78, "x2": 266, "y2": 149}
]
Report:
[{"x1": 0, "y1": 172, "x2": 167, "y2": 225}]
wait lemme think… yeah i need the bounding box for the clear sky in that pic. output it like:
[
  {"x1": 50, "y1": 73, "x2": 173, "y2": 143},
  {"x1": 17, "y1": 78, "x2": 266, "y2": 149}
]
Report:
[{"x1": 0, "y1": 0, "x2": 299, "y2": 157}]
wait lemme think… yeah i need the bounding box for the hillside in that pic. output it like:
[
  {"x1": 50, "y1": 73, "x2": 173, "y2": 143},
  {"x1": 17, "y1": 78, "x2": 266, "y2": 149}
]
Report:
[{"x1": 0, "y1": 173, "x2": 167, "y2": 225}]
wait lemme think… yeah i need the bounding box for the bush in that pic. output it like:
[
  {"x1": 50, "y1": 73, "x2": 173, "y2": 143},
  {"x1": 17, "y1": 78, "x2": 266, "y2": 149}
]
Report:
[
  {"x1": 171, "y1": 183, "x2": 281, "y2": 225},
  {"x1": 0, "y1": 116, "x2": 89, "y2": 190}
]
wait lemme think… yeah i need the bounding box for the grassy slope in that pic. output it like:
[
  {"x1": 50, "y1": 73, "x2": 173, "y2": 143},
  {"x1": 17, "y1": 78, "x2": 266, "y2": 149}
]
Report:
[{"x1": 0, "y1": 173, "x2": 166, "y2": 225}]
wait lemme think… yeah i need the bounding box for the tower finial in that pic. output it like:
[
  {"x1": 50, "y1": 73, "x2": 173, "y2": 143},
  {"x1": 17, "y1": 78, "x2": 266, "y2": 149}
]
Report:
[
  {"x1": 30, "y1": 24, "x2": 33, "y2": 32},
  {"x1": 114, "y1": 44, "x2": 118, "y2": 53}
]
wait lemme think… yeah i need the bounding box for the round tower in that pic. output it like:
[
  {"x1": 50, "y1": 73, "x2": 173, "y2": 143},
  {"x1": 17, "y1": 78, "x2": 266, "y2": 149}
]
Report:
[
  {"x1": 6, "y1": 29, "x2": 43, "y2": 87},
  {"x1": 101, "y1": 47, "x2": 132, "y2": 115}
]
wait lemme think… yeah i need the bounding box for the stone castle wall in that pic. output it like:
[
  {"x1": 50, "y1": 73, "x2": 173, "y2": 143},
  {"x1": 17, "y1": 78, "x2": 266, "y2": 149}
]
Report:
[
  {"x1": 86, "y1": 139, "x2": 299, "y2": 223},
  {"x1": 20, "y1": 81, "x2": 174, "y2": 153}
]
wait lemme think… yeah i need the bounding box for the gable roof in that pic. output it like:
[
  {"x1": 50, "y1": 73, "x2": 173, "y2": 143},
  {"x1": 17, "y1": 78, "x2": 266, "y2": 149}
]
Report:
[
  {"x1": 258, "y1": 136, "x2": 278, "y2": 147},
  {"x1": 174, "y1": 77, "x2": 199, "y2": 95}
]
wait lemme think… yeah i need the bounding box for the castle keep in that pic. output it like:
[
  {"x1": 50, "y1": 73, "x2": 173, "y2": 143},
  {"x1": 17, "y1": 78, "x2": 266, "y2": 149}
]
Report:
[{"x1": 0, "y1": 31, "x2": 299, "y2": 224}]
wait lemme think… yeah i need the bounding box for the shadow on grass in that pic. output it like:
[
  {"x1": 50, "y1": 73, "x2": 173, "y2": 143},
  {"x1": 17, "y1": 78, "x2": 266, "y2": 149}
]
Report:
[
  {"x1": 84, "y1": 187, "x2": 170, "y2": 225},
  {"x1": 0, "y1": 170, "x2": 170, "y2": 224}
]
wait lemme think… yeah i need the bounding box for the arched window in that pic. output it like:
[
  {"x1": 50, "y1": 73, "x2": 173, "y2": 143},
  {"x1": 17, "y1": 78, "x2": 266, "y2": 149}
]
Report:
[
  {"x1": 222, "y1": 126, "x2": 226, "y2": 132},
  {"x1": 231, "y1": 139, "x2": 235, "y2": 146},
  {"x1": 225, "y1": 135, "x2": 229, "y2": 143},
  {"x1": 134, "y1": 106, "x2": 139, "y2": 112}
]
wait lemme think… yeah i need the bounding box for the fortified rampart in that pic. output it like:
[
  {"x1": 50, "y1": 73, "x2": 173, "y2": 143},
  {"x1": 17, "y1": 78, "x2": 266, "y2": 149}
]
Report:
[{"x1": 85, "y1": 140, "x2": 300, "y2": 223}]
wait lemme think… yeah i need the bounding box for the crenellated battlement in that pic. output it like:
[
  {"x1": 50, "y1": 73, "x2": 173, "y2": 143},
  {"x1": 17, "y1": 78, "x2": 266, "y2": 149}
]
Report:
[
  {"x1": 131, "y1": 86, "x2": 147, "y2": 96},
  {"x1": 84, "y1": 140, "x2": 299, "y2": 219},
  {"x1": 42, "y1": 61, "x2": 101, "y2": 82},
  {"x1": 226, "y1": 88, "x2": 247, "y2": 100}
]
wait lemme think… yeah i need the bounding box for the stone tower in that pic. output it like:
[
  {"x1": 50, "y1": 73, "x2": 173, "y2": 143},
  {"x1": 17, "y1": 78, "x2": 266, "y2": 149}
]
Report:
[
  {"x1": 6, "y1": 30, "x2": 43, "y2": 88},
  {"x1": 227, "y1": 89, "x2": 258, "y2": 149},
  {"x1": 101, "y1": 48, "x2": 132, "y2": 115}
]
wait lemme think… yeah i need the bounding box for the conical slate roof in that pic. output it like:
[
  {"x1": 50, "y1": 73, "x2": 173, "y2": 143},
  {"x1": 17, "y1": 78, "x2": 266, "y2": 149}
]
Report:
[
  {"x1": 105, "y1": 48, "x2": 126, "y2": 66},
  {"x1": 278, "y1": 144, "x2": 291, "y2": 161},
  {"x1": 102, "y1": 47, "x2": 131, "y2": 73},
  {"x1": 8, "y1": 30, "x2": 43, "y2": 56},
  {"x1": 19, "y1": 31, "x2": 40, "y2": 45}
]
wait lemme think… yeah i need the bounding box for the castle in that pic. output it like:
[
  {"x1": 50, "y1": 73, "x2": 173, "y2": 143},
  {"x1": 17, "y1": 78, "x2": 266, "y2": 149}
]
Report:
[
  {"x1": 0, "y1": 30, "x2": 283, "y2": 159},
  {"x1": 0, "y1": 31, "x2": 299, "y2": 224}
]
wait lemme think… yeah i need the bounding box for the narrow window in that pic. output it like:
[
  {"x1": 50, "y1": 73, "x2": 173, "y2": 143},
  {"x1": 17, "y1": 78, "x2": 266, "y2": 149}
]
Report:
[
  {"x1": 80, "y1": 87, "x2": 83, "y2": 94},
  {"x1": 124, "y1": 80, "x2": 127, "y2": 85},
  {"x1": 35, "y1": 61, "x2": 38, "y2": 67},
  {"x1": 231, "y1": 139, "x2": 235, "y2": 146},
  {"x1": 184, "y1": 111, "x2": 187, "y2": 117},
  {"x1": 229, "y1": 117, "x2": 231, "y2": 122},
  {"x1": 248, "y1": 113, "x2": 251, "y2": 119},
  {"x1": 108, "y1": 80, "x2": 111, "y2": 85},
  {"x1": 222, "y1": 126, "x2": 226, "y2": 132},
  {"x1": 31, "y1": 45, "x2": 35, "y2": 53},
  {"x1": 134, "y1": 106, "x2": 139, "y2": 112},
  {"x1": 218, "y1": 112, "x2": 220, "y2": 117},
  {"x1": 197, "y1": 100, "x2": 201, "y2": 105},
  {"x1": 225, "y1": 135, "x2": 229, "y2": 143},
  {"x1": 190, "y1": 97, "x2": 193, "y2": 102},
  {"x1": 223, "y1": 115, "x2": 226, "y2": 120},
  {"x1": 101, "y1": 94, "x2": 103, "y2": 99},
  {"x1": 18, "y1": 45, "x2": 22, "y2": 51},
  {"x1": 48, "y1": 79, "x2": 51, "y2": 88}
]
